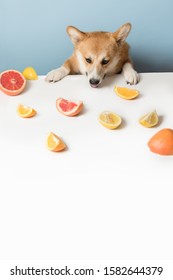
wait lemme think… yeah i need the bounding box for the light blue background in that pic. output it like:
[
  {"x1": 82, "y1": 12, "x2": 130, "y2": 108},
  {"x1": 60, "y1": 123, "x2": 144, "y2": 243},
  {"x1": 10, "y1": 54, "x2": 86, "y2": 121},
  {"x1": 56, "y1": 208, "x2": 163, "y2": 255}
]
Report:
[{"x1": 1, "y1": 0, "x2": 173, "y2": 74}]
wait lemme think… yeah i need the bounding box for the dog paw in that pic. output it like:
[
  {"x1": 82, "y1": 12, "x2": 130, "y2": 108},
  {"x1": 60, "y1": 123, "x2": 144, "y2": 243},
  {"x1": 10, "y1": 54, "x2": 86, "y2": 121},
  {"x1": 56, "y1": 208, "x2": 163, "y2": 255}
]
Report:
[
  {"x1": 45, "y1": 66, "x2": 68, "y2": 82},
  {"x1": 122, "y1": 63, "x2": 139, "y2": 85},
  {"x1": 124, "y1": 69, "x2": 139, "y2": 85}
]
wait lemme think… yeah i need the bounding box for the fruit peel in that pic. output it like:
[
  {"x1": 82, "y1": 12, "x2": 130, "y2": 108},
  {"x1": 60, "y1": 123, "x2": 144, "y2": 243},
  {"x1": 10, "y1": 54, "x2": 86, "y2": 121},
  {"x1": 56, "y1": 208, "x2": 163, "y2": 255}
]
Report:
[{"x1": 148, "y1": 128, "x2": 173, "y2": 156}]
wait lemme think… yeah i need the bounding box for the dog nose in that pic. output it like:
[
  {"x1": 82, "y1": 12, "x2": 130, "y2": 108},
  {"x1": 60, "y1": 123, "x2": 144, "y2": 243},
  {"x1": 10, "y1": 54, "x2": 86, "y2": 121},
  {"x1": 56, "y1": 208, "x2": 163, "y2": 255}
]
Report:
[{"x1": 89, "y1": 78, "x2": 100, "y2": 87}]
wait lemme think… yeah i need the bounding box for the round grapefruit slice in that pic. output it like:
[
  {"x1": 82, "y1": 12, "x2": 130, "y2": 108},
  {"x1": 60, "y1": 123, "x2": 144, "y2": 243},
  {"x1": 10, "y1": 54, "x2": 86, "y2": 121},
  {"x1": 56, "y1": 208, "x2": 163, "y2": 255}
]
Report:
[
  {"x1": 56, "y1": 98, "x2": 83, "y2": 116},
  {"x1": 0, "y1": 70, "x2": 26, "y2": 96}
]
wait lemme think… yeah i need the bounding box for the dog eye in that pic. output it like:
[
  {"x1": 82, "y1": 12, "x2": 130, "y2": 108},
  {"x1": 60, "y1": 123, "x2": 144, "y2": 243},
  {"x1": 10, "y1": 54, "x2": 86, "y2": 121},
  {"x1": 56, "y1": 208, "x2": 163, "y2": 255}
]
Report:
[
  {"x1": 102, "y1": 59, "x2": 109, "y2": 65},
  {"x1": 85, "y1": 58, "x2": 92, "y2": 64}
]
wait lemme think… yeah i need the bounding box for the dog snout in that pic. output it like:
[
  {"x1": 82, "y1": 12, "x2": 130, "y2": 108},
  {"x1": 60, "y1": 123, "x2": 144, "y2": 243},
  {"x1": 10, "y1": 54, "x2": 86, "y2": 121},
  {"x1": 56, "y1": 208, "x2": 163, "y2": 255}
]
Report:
[{"x1": 89, "y1": 78, "x2": 100, "y2": 88}]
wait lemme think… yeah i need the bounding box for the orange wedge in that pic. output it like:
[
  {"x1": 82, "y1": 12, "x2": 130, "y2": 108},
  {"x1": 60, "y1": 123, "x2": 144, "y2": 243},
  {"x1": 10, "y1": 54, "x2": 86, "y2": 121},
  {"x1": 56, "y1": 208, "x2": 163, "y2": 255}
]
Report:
[
  {"x1": 115, "y1": 86, "x2": 139, "y2": 100},
  {"x1": 46, "y1": 132, "x2": 66, "y2": 152},
  {"x1": 17, "y1": 104, "x2": 37, "y2": 118},
  {"x1": 98, "y1": 111, "x2": 122, "y2": 129}
]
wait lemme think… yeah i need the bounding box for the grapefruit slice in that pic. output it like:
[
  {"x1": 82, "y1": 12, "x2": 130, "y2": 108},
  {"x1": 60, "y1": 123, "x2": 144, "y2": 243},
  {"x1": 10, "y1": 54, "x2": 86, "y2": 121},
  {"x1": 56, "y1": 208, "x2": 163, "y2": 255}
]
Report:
[
  {"x1": 56, "y1": 98, "x2": 83, "y2": 116},
  {"x1": 115, "y1": 86, "x2": 139, "y2": 100},
  {"x1": 98, "y1": 111, "x2": 122, "y2": 129},
  {"x1": 17, "y1": 104, "x2": 37, "y2": 118},
  {"x1": 46, "y1": 132, "x2": 66, "y2": 152},
  {"x1": 0, "y1": 70, "x2": 26, "y2": 96}
]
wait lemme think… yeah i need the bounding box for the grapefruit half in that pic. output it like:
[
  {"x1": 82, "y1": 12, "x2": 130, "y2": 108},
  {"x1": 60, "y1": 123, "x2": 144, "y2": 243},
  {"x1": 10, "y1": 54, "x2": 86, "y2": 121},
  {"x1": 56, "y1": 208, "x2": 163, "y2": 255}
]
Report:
[
  {"x1": 0, "y1": 70, "x2": 26, "y2": 96},
  {"x1": 56, "y1": 98, "x2": 83, "y2": 116}
]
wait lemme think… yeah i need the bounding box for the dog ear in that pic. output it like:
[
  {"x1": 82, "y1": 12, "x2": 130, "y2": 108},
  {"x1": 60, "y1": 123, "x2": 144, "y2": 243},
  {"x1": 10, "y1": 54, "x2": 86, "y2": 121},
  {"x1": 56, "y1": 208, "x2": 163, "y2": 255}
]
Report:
[
  {"x1": 113, "y1": 23, "x2": 131, "y2": 44},
  {"x1": 66, "y1": 26, "x2": 86, "y2": 44}
]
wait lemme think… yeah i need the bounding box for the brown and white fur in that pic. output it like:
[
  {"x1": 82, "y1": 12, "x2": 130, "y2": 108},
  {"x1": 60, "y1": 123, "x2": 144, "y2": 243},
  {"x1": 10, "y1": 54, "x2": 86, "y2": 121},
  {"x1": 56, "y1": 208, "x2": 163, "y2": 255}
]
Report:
[{"x1": 46, "y1": 23, "x2": 139, "y2": 87}]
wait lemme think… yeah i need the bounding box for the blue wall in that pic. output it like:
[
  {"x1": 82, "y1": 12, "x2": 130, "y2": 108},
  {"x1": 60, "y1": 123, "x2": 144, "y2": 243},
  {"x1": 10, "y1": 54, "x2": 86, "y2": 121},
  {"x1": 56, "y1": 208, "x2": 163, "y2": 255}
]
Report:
[{"x1": 1, "y1": 0, "x2": 173, "y2": 74}]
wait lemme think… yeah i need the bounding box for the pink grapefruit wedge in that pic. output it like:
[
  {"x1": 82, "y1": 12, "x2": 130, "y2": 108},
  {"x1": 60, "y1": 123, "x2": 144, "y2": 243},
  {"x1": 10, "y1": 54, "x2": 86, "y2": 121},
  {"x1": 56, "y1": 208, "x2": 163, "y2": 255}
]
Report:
[
  {"x1": 0, "y1": 70, "x2": 26, "y2": 96},
  {"x1": 56, "y1": 98, "x2": 83, "y2": 116}
]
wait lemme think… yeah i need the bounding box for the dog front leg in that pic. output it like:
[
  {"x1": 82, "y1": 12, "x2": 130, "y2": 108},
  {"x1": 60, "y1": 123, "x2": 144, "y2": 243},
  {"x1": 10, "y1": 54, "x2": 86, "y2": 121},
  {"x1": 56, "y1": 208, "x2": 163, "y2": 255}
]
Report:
[
  {"x1": 45, "y1": 57, "x2": 73, "y2": 83},
  {"x1": 122, "y1": 62, "x2": 139, "y2": 85},
  {"x1": 45, "y1": 64, "x2": 70, "y2": 82}
]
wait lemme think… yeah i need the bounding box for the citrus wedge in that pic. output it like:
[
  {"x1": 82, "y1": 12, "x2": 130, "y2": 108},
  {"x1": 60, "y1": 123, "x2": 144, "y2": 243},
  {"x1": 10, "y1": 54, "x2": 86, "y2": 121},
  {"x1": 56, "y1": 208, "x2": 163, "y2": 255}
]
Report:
[
  {"x1": 98, "y1": 111, "x2": 122, "y2": 129},
  {"x1": 22, "y1": 66, "x2": 38, "y2": 80},
  {"x1": 17, "y1": 104, "x2": 37, "y2": 118},
  {"x1": 0, "y1": 70, "x2": 26, "y2": 96},
  {"x1": 139, "y1": 110, "x2": 159, "y2": 128},
  {"x1": 115, "y1": 86, "x2": 139, "y2": 100},
  {"x1": 56, "y1": 98, "x2": 83, "y2": 116},
  {"x1": 46, "y1": 132, "x2": 66, "y2": 152}
]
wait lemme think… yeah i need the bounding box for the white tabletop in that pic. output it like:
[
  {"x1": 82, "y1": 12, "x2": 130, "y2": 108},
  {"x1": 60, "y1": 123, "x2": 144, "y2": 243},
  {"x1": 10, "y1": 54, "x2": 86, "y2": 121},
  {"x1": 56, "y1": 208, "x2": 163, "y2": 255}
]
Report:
[{"x1": 0, "y1": 73, "x2": 173, "y2": 260}]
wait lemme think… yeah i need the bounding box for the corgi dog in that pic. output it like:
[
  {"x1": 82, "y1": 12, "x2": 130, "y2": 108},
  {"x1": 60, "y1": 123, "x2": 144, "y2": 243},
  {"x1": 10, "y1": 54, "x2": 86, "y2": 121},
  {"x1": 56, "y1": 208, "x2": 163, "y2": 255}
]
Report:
[{"x1": 46, "y1": 23, "x2": 139, "y2": 87}]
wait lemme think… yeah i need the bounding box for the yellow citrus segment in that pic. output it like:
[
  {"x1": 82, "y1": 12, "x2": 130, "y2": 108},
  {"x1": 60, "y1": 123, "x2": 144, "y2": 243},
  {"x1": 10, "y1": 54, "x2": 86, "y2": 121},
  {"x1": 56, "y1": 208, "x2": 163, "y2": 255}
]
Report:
[
  {"x1": 99, "y1": 111, "x2": 122, "y2": 129},
  {"x1": 17, "y1": 104, "x2": 37, "y2": 118},
  {"x1": 47, "y1": 132, "x2": 66, "y2": 152},
  {"x1": 22, "y1": 66, "x2": 38, "y2": 80},
  {"x1": 115, "y1": 86, "x2": 139, "y2": 99},
  {"x1": 139, "y1": 110, "x2": 159, "y2": 128}
]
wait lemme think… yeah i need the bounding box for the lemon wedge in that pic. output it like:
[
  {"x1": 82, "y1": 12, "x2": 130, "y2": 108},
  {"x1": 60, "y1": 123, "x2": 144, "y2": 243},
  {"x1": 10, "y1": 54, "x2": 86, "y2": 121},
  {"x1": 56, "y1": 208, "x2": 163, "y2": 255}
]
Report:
[
  {"x1": 99, "y1": 111, "x2": 122, "y2": 129},
  {"x1": 22, "y1": 66, "x2": 38, "y2": 80},
  {"x1": 139, "y1": 110, "x2": 159, "y2": 128}
]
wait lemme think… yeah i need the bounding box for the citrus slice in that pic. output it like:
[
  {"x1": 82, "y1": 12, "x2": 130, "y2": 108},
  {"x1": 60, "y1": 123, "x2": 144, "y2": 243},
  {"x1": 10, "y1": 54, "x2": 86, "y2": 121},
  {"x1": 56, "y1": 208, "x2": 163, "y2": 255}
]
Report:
[
  {"x1": 46, "y1": 132, "x2": 66, "y2": 152},
  {"x1": 17, "y1": 104, "x2": 37, "y2": 118},
  {"x1": 56, "y1": 98, "x2": 83, "y2": 116},
  {"x1": 115, "y1": 86, "x2": 139, "y2": 99},
  {"x1": 148, "y1": 128, "x2": 173, "y2": 155},
  {"x1": 0, "y1": 70, "x2": 26, "y2": 96},
  {"x1": 139, "y1": 110, "x2": 159, "y2": 128},
  {"x1": 22, "y1": 66, "x2": 38, "y2": 80},
  {"x1": 98, "y1": 111, "x2": 122, "y2": 129}
]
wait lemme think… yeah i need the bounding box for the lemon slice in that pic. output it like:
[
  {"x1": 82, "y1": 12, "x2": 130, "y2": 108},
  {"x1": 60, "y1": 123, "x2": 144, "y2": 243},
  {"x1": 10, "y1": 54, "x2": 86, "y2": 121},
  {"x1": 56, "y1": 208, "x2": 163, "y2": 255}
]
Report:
[
  {"x1": 115, "y1": 86, "x2": 139, "y2": 99},
  {"x1": 99, "y1": 111, "x2": 122, "y2": 129},
  {"x1": 17, "y1": 104, "x2": 37, "y2": 118},
  {"x1": 22, "y1": 66, "x2": 38, "y2": 80},
  {"x1": 139, "y1": 110, "x2": 159, "y2": 128},
  {"x1": 46, "y1": 132, "x2": 66, "y2": 152}
]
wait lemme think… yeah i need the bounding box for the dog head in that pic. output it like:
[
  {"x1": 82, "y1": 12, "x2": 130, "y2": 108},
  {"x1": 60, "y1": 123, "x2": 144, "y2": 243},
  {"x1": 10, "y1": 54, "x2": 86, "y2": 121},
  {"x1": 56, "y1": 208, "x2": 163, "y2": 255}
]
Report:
[{"x1": 67, "y1": 23, "x2": 131, "y2": 87}]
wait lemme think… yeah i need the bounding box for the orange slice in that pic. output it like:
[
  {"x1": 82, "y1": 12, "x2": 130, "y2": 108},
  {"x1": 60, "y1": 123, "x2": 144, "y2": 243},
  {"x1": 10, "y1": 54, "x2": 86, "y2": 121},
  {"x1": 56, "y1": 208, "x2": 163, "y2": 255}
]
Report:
[
  {"x1": 115, "y1": 86, "x2": 139, "y2": 99},
  {"x1": 98, "y1": 111, "x2": 122, "y2": 129},
  {"x1": 46, "y1": 132, "x2": 66, "y2": 152},
  {"x1": 17, "y1": 104, "x2": 37, "y2": 118}
]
